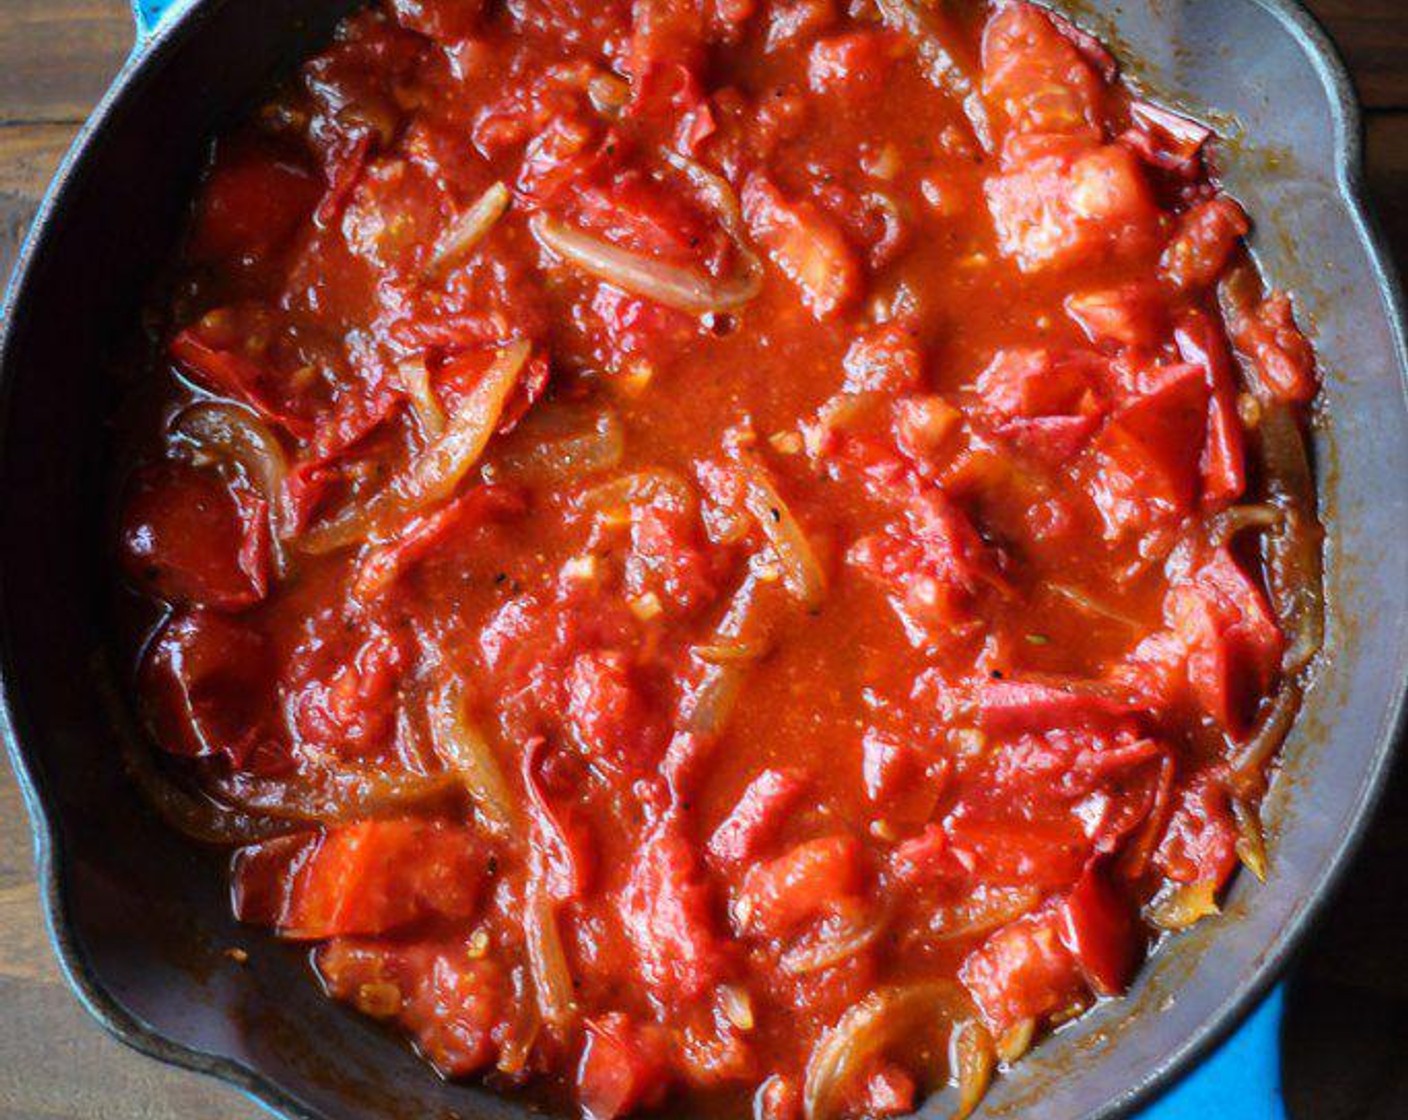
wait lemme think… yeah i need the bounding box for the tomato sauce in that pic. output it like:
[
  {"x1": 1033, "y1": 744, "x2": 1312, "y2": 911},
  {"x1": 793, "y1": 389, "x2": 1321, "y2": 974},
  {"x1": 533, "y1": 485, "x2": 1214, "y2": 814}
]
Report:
[{"x1": 113, "y1": 1, "x2": 1324, "y2": 1117}]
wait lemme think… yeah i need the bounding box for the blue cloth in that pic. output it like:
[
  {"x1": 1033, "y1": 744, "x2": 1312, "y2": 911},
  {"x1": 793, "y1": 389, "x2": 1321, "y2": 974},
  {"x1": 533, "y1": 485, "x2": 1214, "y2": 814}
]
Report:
[{"x1": 1139, "y1": 987, "x2": 1286, "y2": 1120}]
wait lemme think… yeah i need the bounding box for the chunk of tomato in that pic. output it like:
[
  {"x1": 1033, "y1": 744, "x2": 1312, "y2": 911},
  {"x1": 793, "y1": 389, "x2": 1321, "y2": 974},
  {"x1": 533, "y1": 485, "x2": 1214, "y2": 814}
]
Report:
[
  {"x1": 982, "y1": 2, "x2": 1105, "y2": 142},
  {"x1": 233, "y1": 819, "x2": 487, "y2": 939},
  {"x1": 1057, "y1": 862, "x2": 1141, "y2": 996},
  {"x1": 317, "y1": 937, "x2": 507, "y2": 1076},
  {"x1": 140, "y1": 610, "x2": 281, "y2": 767},
  {"x1": 707, "y1": 769, "x2": 810, "y2": 867},
  {"x1": 578, "y1": 1014, "x2": 672, "y2": 1120},
  {"x1": 120, "y1": 462, "x2": 267, "y2": 609},
  {"x1": 736, "y1": 835, "x2": 863, "y2": 939},
  {"x1": 620, "y1": 814, "x2": 726, "y2": 1002},
  {"x1": 190, "y1": 141, "x2": 320, "y2": 265},
  {"x1": 960, "y1": 908, "x2": 1086, "y2": 1034},
  {"x1": 1165, "y1": 546, "x2": 1284, "y2": 734},
  {"x1": 743, "y1": 173, "x2": 862, "y2": 320},
  {"x1": 986, "y1": 144, "x2": 1160, "y2": 274},
  {"x1": 1233, "y1": 292, "x2": 1317, "y2": 403}
]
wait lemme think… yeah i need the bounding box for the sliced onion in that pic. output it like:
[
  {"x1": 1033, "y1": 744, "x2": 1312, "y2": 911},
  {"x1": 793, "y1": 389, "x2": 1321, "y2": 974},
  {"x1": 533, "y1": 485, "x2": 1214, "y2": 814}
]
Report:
[
  {"x1": 875, "y1": 0, "x2": 991, "y2": 151},
  {"x1": 298, "y1": 340, "x2": 530, "y2": 554},
  {"x1": 206, "y1": 765, "x2": 458, "y2": 824},
  {"x1": 531, "y1": 213, "x2": 761, "y2": 315},
  {"x1": 679, "y1": 572, "x2": 784, "y2": 738},
  {"x1": 171, "y1": 400, "x2": 294, "y2": 573},
  {"x1": 993, "y1": 1018, "x2": 1035, "y2": 1065},
  {"x1": 660, "y1": 150, "x2": 748, "y2": 243},
  {"x1": 803, "y1": 983, "x2": 957, "y2": 1120},
  {"x1": 1227, "y1": 683, "x2": 1300, "y2": 797},
  {"x1": 426, "y1": 181, "x2": 510, "y2": 277},
  {"x1": 949, "y1": 1019, "x2": 995, "y2": 1120},
  {"x1": 1208, "y1": 503, "x2": 1282, "y2": 547},
  {"x1": 1147, "y1": 880, "x2": 1220, "y2": 931},
  {"x1": 1231, "y1": 797, "x2": 1268, "y2": 882},
  {"x1": 738, "y1": 458, "x2": 827, "y2": 610},
  {"x1": 525, "y1": 884, "x2": 575, "y2": 1027},
  {"x1": 579, "y1": 468, "x2": 697, "y2": 517},
  {"x1": 780, "y1": 911, "x2": 887, "y2": 975},
  {"x1": 492, "y1": 402, "x2": 625, "y2": 485},
  {"x1": 927, "y1": 885, "x2": 1041, "y2": 942},
  {"x1": 126, "y1": 747, "x2": 295, "y2": 844},
  {"x1": 398, "y1": 355, "x2": 445, "y2": 437},
  {"x1": 1256, "y1": 400, "x2": 1324, "y2": 674},
  {"x1": 1049, "y1": 582, "x2": 1141, "y2": 628},
  {"x1": 428, "y1": 681, "x2": 520, "y2": 837}
]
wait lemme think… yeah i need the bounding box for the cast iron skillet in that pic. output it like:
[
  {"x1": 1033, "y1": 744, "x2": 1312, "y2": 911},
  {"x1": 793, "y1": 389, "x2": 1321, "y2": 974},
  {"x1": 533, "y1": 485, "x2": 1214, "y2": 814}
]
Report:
[{"x1": 1, "y1": 1, "x2": 1404, "y2": 1118}]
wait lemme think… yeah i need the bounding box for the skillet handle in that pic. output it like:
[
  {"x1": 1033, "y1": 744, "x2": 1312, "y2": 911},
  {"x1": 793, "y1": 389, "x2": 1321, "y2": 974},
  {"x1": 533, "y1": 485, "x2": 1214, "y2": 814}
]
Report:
[
  {"x1": 131, "y1": 0, "x2": 190, "y2": 40},
  {"x1": 1137, "y1": 985, "x2": 1287, "y2": 1120}
]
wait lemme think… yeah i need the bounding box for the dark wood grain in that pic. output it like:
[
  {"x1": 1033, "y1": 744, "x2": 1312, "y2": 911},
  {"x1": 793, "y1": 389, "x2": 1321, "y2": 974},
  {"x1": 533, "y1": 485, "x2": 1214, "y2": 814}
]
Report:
[{"x1": 0, "y1": 2, "x2": 1404, "y2": 1118}]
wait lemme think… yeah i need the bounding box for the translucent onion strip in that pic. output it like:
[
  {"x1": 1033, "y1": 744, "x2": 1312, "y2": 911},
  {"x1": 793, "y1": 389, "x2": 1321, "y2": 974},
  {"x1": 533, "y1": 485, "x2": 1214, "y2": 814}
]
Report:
[
  {"x1": 525, "y1": 884, "x2": 576, "y2": 1027},
  {"x1": 398, "y1": 355, "x2": 446, "y2": 436},
  {"x1": 803, "y1": 983, "x2": 957, "y2": 1120},
  {"x1": 492, "y1": 403, "x2": 625, "y2": 485},
  {"x1": 681, "y1": 572, "x2": 784, "y2": 739},
  {"x1": 1147, "y1": 881, "x2": 1220, "y2": 931},
  {"x1": 579, "y1": 468, "x2": 697, "y2": 517},
  {"x1": 738, "y1": 458, "x2": 827, "y2": 610},
  {"x1": 171, "y1": 400, "x2": 294, "y2": 571},
  {"x1": 1256, "y1": 400, "x2": 1324, "y2": 675},
  {"x1": 426, "y1": 181, "x2": 510, "y2": 277},
  {"x1": 206, "y1": 766, "x2": 459, "y2": 824},
  {"x1": 949, "y1": 1019, "x2": 996, "y2": 1120},
  {"x1": 427, "y1": 680, "x2": 519, "y2": 837},
  {"x1": 780, "y1": 912, "x2": 887, "y2": 975},
  {"x1": 298, "y1": 340, "x2": 530, "y2": 553},
  {"x1": 660, "y1": 149, "x2": 749, "y2": 243},
  {"x1": 530, "y1": 213, "x2": 761, "y2": 315}
]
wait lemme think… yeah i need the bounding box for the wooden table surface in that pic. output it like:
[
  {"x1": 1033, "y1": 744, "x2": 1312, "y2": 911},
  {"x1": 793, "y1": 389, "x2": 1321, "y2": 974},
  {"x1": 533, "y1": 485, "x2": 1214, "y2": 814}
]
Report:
[{"x1": 0, "y1": 2, "x2": 1405, "y2": 1117}]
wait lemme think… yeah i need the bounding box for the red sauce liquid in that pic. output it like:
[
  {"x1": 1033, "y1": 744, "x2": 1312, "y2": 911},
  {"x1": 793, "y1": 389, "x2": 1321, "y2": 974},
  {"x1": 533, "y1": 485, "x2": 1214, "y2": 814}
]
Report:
[{"x1": 114, "y1": 2, "x2": 1322, "y2": 1117}]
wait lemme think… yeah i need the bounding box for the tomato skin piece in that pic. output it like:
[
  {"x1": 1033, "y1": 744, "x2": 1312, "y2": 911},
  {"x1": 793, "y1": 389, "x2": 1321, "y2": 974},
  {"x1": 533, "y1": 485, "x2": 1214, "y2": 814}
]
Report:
[
  {"x1": 985, "y1": 144, "x2": 1161, "y2": 274},
  {"x1": 742, "y1": 173, "x2": 862, "y2": 320},
  {"x1": 974, "y1": 678, "x2": 1139, "y2": 735},
  {"x1": 1154, "y1": 776, "x2": 1239, "y2": 889},
  {"x1": 141, "y1": 609, "x2": 281, "y2": 767},
  {"x1": 120, "y1": 462, "x2": 267, "y2": 609},
  {"x1": 982, "y1": 2, "x2": 1105, "y2": 142},
  {"x1": 707, "y1": 769, "x2": 810, "y2": 866},
  {"x1": 1088, "y1": 361, "x2": 1209, "y2": 537},
  {"x1": 317, "y1": 938, "x2": 507, "y2": 1076},
  {"x1": 736, "y1": 835, "x2": 863, "y2": 938},
  {"x1": 1233, "y1": 292, "x2": 1318, "y2": 403},
  {"x1": 190, "y1": 143, "x2": 321, "y2": 266},
  {"x1": 170, "y1": 311, "x2": 313, "y2": 438},
  {"x1": 960, "y1": 909, "x2": 1085, "y2": 1034},
  {"x1": 578, "y1": 1014, "x2": 672, "y2": 1120},
  {"x1": 1166, "y1": 547, "x2": 1284, "y2": 734},
  {"x1": 351, "y1": 484, "x2": 526, "y2": 601},
  {"x1": 1175, "y1": 310, "x2": 1248, "y2": 509},
  {"x1": 1057, "y1": 863, "x2": 1141, "y2": 996},
  {"x1": 1065, "y1": 283, "x2": 1167, "y2": 349},
  {"x1": 807, "y1": 31, "x2": 895, "y2": 98},
  {"x1": 233, "y1": 819, "x2": 487, "y2": 939},
  {"x1": 1159, "y1": 197, "x2": 1249, "y2": 291},
  {"x1": 620, "y1": 814, "x2": 727, "y2": 1003}
]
